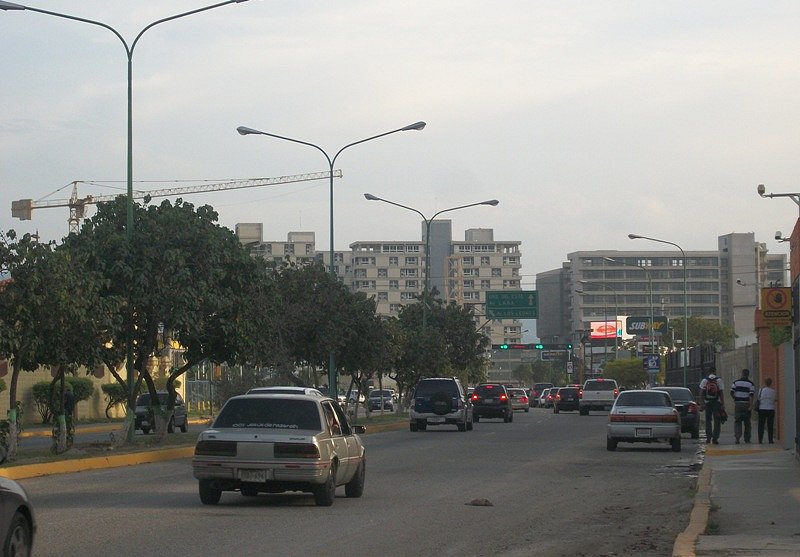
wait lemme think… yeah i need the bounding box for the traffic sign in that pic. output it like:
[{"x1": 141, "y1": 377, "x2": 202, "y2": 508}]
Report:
[
  {"x1": 643, "y1": 355, "x2": 660, "y2": 372},
  {"x1": 540, "y1": 350, "x2": 567, "y2": 361},
  {"x1": 760, "y1": 287, "x2": 792, "y2": 326},
  {"x1": 486, "y1": 290, "x2": 538, "y2": 319}
]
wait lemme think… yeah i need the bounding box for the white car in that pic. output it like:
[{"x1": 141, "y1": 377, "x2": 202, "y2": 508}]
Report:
[
  {"x1": 606, "y1": 390, "x2": 681, "y2": 452},
  {"x1": 247, "y1": 386, "x2": 324, "y2": 397},
  {"x1": 192, "y1": 393, "x2": 366, "y2": 506}
]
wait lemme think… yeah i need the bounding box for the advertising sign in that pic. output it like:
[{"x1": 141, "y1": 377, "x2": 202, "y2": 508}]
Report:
[
  {"x1": 590, "y1": 320, "x2": 621, "y2": 340},
  {"x1": 625, "y1": 316, "x2": 668, "y2": 335}
]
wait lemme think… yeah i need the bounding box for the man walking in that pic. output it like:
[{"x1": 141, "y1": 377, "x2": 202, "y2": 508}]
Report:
[
  {"x1": 699, "y1": 367, "x2": 724, "y2": 444},
  {"x1": 730, "y1": 368, "x2": 755, "y2": 444}
]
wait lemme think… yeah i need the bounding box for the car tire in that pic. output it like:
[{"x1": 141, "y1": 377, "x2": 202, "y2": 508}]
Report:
[
  {"x1": 180, "y1": 419, "x2": 188, "y2": 433},
  {"x1": 345, "y1": 460, "x2": 365, "y2": 498},
  {"x1": 525, "y1": 408, "x2": 529, "y2": 413},
  {"x1": 671, "y1": 437, "x2": 682, "y2": 452},
  {"x1": 167, "y1": 417, "x2": 175, "y2": 434},
  {"x1": 691, "y1": 425, "x2": 700, "y2": 439},
  {"x1": 473, "y1": 414, "x2": 480, "y2": 423},
  {"x1": 314, "y1": 464, "x2": 337, "y2": 506},
  {"x1": 554, "y1": 405, "x2": 560, "y2": 414},
  {"x1": 240, "y1": 486, "x2": 258, "y2": 497},
  {"x1": 579, "y1": 407, "x2": 589, "y2": 416},
  {"x1": 457, "y1": 419, "x2": 466, "y2": 432},
  {"x1": 199, "y1": 480, "x2": 222, "y2": 505},
  {"x1": 418, "y1": 421, "x2": 427, "y2": 431},
  {"x1": 606, "y1": 437, "x2": 617, "y2": 451},
  {"x1": 466, "y1": 419, "x2": 473, "y2": 431},
  {"x1": 409, "y1": 421, "x2": 418, "y2": 432},
  {"x1": 3, "y1": 512, "x2": 32, "y2": 557}
]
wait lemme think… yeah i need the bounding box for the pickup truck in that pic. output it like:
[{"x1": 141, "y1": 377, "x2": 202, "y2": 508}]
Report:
[{"x1": 579, "y1": 378, "x2": 619, "y2": 415}]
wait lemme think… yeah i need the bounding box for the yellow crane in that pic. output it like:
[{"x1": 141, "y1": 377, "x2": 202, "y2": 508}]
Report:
[{"x1": 11, "y1": 170, "x2": 342, "y2": 234}]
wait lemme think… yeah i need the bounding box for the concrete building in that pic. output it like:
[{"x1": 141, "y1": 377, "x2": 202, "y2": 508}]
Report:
[{"x1": 237, "y1": 222, "x2": 524, "y2": 346}]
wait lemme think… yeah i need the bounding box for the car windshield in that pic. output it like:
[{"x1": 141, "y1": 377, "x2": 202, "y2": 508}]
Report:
[
  {"x1": 616, "y1": 392, "x2": 671, "y2": 407},
  {"x1": 370, "y1": 390, "x2": 393, "y2": 397},
  {"x1": 585, "y1": 380, "x2": 617, "y2": 391},
  {"x1": 213, "y1": 398, "x2": 322, "y2": 431},
  {"x1": 415, "y1": 380, "x2": 459, "y2": 397},
  {"x1": 654, "y1": 388, "x2": 693, "y2": 402}
]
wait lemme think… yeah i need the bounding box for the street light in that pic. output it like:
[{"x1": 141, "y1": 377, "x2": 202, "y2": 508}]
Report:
[
  {"x1": 605, "y1": 257, "x2": 655, "y2": 356},
  {"x1": 1, "y1": 0, "x2": 251, "y2": 441},
  {"x1": 757, "y1": 183, "x2": 800, "y2": 216},
  {"x1": 238, "y1": 121, "x2": 426, "y2": 395},
  {"x1": 628, "y1": 234, "x2": 688, "y2": 387},
  {"x1": 577, "y1": 281, "x2": 618, "y2": 360},
  {"x1": 363, "y1": 194, "x2": 499, "y2": 329}
]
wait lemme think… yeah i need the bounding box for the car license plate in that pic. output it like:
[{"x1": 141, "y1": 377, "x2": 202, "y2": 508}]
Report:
[
  {"x1": 484, "y1": 398, "x2": 495, "y2": 404},
  {"x1": 429, "y1": 417, "x2": 445, "y2": 424},
  {"x1": 635, "y1": 428, "x2": 652, "y2": 438},
  {"x1": 240, "y1": 469, "x2": 270, "y2": 482}
]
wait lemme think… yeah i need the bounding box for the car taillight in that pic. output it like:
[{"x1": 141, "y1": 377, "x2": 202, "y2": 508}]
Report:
[
  {"x1": 555, "y1": 393, "x2": 561, "y2": 401},
  {"x1": 521, "y1": 396, "x2": 528, "y2": 403},
  {"x1": 471, "y1": 394, "x2": 479, "y2": 402},
  {"x1": 195, "y1": 440, "x2": 237, "y2": 457},
  {"x1": 578, "y1": 389, "x2": 583, "y2": 398},
  {"x1": 613, "y1": 389, "x2": 619, "y2": 398},
  {"x1": 610, "y1": 413, "x2": 678, "y2": 423},
  {"x1": 500, "y1": 394, "x2": 508, "y2": 401},
  {"x1": 688, "y1": 402, "x2": 699, "y2": 414},
  {"x1": 274, "y1": 443, "x2": 320, "y2": 459}
]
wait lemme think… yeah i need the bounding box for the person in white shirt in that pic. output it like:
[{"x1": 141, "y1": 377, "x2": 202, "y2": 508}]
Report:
[{"x1": 756, "y1": 377, "x2": 777, "y2": 444}]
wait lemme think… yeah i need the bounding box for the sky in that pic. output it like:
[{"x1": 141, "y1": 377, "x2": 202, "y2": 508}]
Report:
[{"x1": 2, "y1": 1, "x2": 800, "y2": 298}]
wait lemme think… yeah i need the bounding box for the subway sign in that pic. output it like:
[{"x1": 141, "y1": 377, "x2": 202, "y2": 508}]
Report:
[{"x1": 626, "y1": 316, "x2": 668, "y2": 335}]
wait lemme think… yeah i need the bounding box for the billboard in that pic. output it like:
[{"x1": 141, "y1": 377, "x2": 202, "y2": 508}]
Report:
[{"x1": 590, "y1": 320, "x2": 621, "y2": 340}]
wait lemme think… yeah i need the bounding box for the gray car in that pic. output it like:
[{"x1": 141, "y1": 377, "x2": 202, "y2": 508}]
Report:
[
  {"x1": 0, "y1": 476, "x2": 35, "y2": 556},
  {"x1": 134, "y1": 391, "x2": 188, "y2": 434},
  {"x1": 192, "y1": 393, "x2": 366, "y2": 506},
  {"x1": 606, "y1": 390, "x2": 681, "y2": 452}
]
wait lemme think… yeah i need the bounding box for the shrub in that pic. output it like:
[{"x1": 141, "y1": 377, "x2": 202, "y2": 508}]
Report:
[{"x1": 101, "y1": 383, "x2": 130, "y2": 418}]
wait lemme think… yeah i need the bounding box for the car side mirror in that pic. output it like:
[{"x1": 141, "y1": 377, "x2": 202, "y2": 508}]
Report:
[{"x1": 352, "y1": 425, "x2": 366, "y2": 435}]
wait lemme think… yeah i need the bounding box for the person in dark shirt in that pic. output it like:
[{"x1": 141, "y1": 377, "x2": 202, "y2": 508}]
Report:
[{"x1": 730, "y1": 368, "x2": 755, "y2": 444}]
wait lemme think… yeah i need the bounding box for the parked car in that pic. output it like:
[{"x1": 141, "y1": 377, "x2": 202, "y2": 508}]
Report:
[
  {"x1": 651, "y1": 386, "x2": 700, "y2": 439},
  {"x1": 134, "y1": 391, "x2": 188, "y2": 434},
  {"x1": 606, "y1": 389, "x2": 681, "y2": 452},
  {"x1": 368, "y1": 389, "x2": 395, "y2": 411},
  {"x1": 531, "y1": 382, "x2": 554, "y2": 407},
  {"x1": 192, "y1": 393, "x2": 366, "y2": 506},
  {"x1": 471, "y1": 383, "x2": 513, "y2": 422},
  {"x1": 0, "y1": 476, "x2": 35, "y2": 556},
  {"x1": 538, "y1": 388, "x2": 552, "y2": 408},
  {"x1": 248, "y1": 386, "x2": 324, "y2": 398},
  {"x1": 508, "y1": 388, "x2": 530, "y2": 412},
  {"x1": 553, "y1": 386, "x2": 580, "y2": 413},
  {"x1": 409, "y1": 377, "x2": 473, "y2": 432}
]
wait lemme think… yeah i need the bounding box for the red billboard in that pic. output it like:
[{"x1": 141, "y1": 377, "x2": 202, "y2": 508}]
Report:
[{"x1": 590, "y1": 320, "x2": 621, "y2": 340}]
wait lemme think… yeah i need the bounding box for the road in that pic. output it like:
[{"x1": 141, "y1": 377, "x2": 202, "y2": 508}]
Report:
[{"x1": 19, "y1": 408, "x2": 699, "y2": 557}]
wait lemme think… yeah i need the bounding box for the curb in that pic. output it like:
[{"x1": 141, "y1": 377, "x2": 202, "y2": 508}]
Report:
[
  {"x1": 18, "y1": 418, "x2": 212, "y2": 438},
  {"x1": 2, "y1": 418, "x2": 407, "y2": 480},
  {"x1": 672, "y1": 465, "x2": 712, "y2": 557}
]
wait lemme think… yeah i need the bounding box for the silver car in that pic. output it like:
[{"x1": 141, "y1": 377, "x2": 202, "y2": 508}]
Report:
[
  {"x1": 606, "y1": 390, "x2": 681, "y2": 452},
  {"x1": 192, "y1": 394, "x2": 366, "y2": 506},
  {"x1": 0, "y1": 476, "x2": 35, "y2": 556}
]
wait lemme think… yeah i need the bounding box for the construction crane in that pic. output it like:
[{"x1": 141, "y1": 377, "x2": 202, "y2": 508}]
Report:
[{"x1": 11, "y1": 170, "x2": 342, "y2": 234}]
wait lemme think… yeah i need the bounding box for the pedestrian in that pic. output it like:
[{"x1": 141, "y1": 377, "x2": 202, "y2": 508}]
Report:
[
  {"x1": 730, "y1": 368, "x2": 755, "y2": 444},
  {"x1": 699, "y1": 367, "x2": 725, "y2": 444},
  {"x1": 756, "y1": 377, "x2": 777, "y2": 444}
]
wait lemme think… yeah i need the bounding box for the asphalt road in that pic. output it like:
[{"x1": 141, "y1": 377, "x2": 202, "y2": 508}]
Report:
[{"x1": 19, "y1": 408, "x2": 699, "y2": 557}]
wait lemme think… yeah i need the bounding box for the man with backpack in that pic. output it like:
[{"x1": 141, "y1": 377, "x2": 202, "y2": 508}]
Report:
[
  {"x1": 699, "y1": 366, "x2": 725, "y2": 444},
  {"x1": 730, "y1": 368, "x2": 755, "y2": 444}
]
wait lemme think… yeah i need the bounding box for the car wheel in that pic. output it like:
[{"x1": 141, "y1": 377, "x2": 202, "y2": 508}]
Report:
[
  {"x1": 3, "y1": 512, "x2": 32, "y2": 557},
  {"x1": 691, "y1": 425, "x2": 700, "y2": 439},
  {"x1": 473, "y1": 414, "x2": 480, "y2": 423},
  {"x1": 167, "y1": 417, "x2": 175, "y2": 434},
  {"x1": 554, "y1": 406, "x2": 560, "y2": 414},
  {"x1": 199, "y1": 480, "x2": 222, "y2": 505},
  {"x1": 314, "y1": 464, "x2": 337, "y2": 506},
  {"x1": 345, "y1": 459, "x2": 365, "y2": 498},
  {"x1": 457, "y1": 420, "x2": 466, "y2": 432},
  {"x1": 671, "y1": 436, "x2": 682, "y2": 452},
  {"x1": 580, "y1": 407, "x2": 589, "y2": 416},
  {"x1": 606, "y1": 437, "x2": 618, "y2": 451},
  {"x1": 409, "y1": 421, "x2": 418, "y2": 432},
  {"x1": 240, "y1": 486, "x2": 258, "y2": 497},
  {"x1": 509, "y1": 411, "x2": 513, "y2": 422},
  {"x1": 525, "y1": 408, "x2": 529, "y2": 413},
  {"x1": 418, "y1": 421, "x2": 427, "y2": 431},
  {"x1": 466, "y1": 419, "x2": 473, "y2": 431},
  {"x1": 141, "y1": 427, "x2": 150, "y2": 435},
  {"x1": 180, "y1": 419, "x2": 188, "y2": 433}
]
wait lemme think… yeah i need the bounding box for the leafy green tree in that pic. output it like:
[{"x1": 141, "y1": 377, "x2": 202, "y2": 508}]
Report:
[
  {"x1": 669, "y1": 316, "x2": 735, "y2": 351},
  {"x1": 602, "y1": 358, "x2": 648, "y2": 389}
]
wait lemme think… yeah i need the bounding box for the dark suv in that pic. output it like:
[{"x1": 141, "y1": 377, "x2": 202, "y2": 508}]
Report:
[
  {"x1": 470, "y1": 383, "x2": 513, "y2": 422},
  {"x1": 409, "y1": 377, "x2": 473, "y2": 432},
  {"x1": 135, "y1": 391, "x2": 188, "y2": 434},
  {"x1": 553, "y1": 386, "x2": 580, "y2": 413}
]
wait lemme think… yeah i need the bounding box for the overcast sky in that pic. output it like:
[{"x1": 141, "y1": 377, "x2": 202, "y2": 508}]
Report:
[{"x1": 2, "y1": 1, "x2": 799, "y2": 292}]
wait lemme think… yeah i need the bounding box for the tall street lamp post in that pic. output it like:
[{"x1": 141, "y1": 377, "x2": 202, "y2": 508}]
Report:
[
  {"x1": 363, "y1": 194, "x2": 499, "y2": 329},
  {"x1": 605, "y1": 257, "x2": 655, "y2": 355},
  {"x1": 1, "y1": 0, "x2": 251, "y2": 441},
  {"x1": 629, "y1": 234, "x2": 688, "y2": 387},
  {"x1": 237, "y1": 122, "x2": 426, "y2": 395}
]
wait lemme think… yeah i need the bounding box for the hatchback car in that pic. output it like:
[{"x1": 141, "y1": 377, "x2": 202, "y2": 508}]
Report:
[
  {"x1": 606, "y1": 390, "x2": 681, "y2": 452},
  {"x1": 508, "y1": 388, "x2": 530, "y2": 412},
  {"x1": 409, "y1": 377, "x2": 473, "y2": 432},
  {"x1": 471, "y1": 383, "x2": 513, "y2": 422},
  {"x1": 553, "y1": 386, "x2": 580, "y2": 413},
  {"x1": 134, "y1": 391, "x2": 188, "y2": 434},
  {"x1": 192, "y1": 393, "x2": 366, "y2": 506},
  {"x1": 0, "y1": 476, "x2": 35, "y2": 557},
  {"x1": 651, "y1": 387, "x2": 700, "y2": 439},
  {"x1": 368, "y1": 389, "x2": 395, "y2": 411}
]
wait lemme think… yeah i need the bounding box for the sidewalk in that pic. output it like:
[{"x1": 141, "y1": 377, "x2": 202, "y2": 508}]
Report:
[{"x1": 674, "y1": 438, "x2": 800, "y2": 557}]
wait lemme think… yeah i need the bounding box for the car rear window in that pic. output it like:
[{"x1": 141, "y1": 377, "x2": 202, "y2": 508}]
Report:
[
  {"x1": 370, "y1": 390, "x2": 393, "y2": 397},
  {"x1": 616, "y1": 392, "x2": 670, "y2": 407},
  {"x1": 558, "y1": 388, "x2": 578, "y2": 396},
  {"x1": 415, "y1": 380, "x2": 459, "y2": 397},
  {"x1": 584, "y1": 380, "x2": 617, "y2": 391},
  {"x1": 654, "y1": 388, "x2": 693, "y2": 402},
  {"x1": 475, "y1": 384, "x2": 504, "y2": 396},
  {"x1": 136, "y1": 393, "x2": 169, "y2": 405},
  {"x1": 213, "y1": 398, "x2": 322, "y2": 430}
]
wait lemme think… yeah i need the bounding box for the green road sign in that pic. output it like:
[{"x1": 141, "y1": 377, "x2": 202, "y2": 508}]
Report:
[{"x1": 486, "y1": 290, "x2": 538, "y2": 319}]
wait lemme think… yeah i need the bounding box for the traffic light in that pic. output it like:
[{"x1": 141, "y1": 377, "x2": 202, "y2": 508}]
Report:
[
  {"x1": 499, "y1": 343, "x2": 509, "y2": 350},
  {"x1": 534, "y1": 343, "x2": 544, "y2": 350},
  {"x1": 566, "y1": 343, "x2": 573, "y2": 349}
]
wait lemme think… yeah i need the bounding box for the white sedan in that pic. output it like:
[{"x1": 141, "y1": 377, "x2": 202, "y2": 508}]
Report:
[
  {"x1": 192, "y1": 393, "x2": 366, "y2": 506},
  {"x1": 606, "y1": 390, "x2": 681, "y2": 452}
]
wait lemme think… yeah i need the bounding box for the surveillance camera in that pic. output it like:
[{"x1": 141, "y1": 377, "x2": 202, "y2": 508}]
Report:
[
  {"x1": 775, "y1": 231, "x2": 783, "y2": 241},
  {"x1": 757, "y1": 184, "x2": 766, "y2": 196}
]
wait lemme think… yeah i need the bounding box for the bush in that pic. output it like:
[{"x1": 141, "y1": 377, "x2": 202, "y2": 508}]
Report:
[
  {"x1": 101, "y1": 383, "x2": 131, "y2": 418},
  {"x1": 32, "y1": 381, "x2": 56, "y2": 424},
  {"x1": 32, "y1": 376, "x2": 96, "y2": 423}
]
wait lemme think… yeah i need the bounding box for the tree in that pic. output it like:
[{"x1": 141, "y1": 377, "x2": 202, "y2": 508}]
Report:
[
  {"x1": 669, "y1": 316, "x2": 735, "y2": 351},
  {"x1": 602, "y1": 358, "x2": 648, "y2": 389}
]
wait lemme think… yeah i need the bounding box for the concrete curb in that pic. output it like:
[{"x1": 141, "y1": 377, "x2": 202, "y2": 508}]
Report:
[
  {"x1": 672, "y1": 465, "x2": 712, "y2": 557},
  {"x1": 18, "y1": 418, "x2": 212, "y2": 438},
  {"x1": 2, "y1": 418, "x2": 406, "y2": 480}
]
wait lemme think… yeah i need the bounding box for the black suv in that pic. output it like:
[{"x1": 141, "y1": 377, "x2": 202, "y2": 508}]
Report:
[
  {"x1": 470, "y1": 383, "x2": 513, "y2": 422},
  {"x1": 135, "y1": 391, "x2": 189, "y2": 434},
  {"x1": 553, "y1": 386, "x2": 580, "y2": 413},
  {"x1": 409, "y1": 377, "x2": 473, "y2": 432}
]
